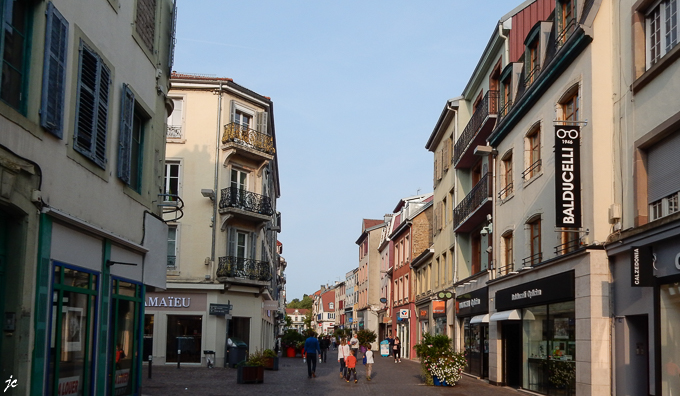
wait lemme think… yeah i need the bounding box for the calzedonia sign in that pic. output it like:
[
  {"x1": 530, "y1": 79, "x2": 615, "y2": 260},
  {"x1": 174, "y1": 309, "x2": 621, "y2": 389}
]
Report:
[
  {"x1": 555, "y1": 125, "x2": 582, "y2": 228},
  {"x1": 495, "y1": 271, "x2": 574, "y2": 311},
  {"x1": 455, "y1": 287, "x2": 488, "y2": 317},
  {"x1": 630, "y1": 246, "x2": 654, "y2": 287}
]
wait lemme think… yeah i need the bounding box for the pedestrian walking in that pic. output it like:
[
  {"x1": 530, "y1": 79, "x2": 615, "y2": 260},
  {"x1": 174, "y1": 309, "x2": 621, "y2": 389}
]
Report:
[
  {"x1": 349, "y1": 333, "x2": 359, "y2": 358},
  {"x1": 304, "y1": 331, "x2": 321, "y2": 378},
  {"x1": 338, "y1": 338, "x2": 350, "y2": 379},
  {"x1": 330, "y1": 335, "x2": 336, "y2": 350},
  {"x1": 393, "y1": 336, "x2": 402, "y2": 363},
  {"x1": 345, "y1": 349, "x2": 358, "y2": 383},
  {"x1": 387, "y1": 332, "x2": 394, "y2": 357},
  {"x1": 364, "y1": 344, "x2": 374, "y2": 381},
  {"x1": 320, "y1": 336, "x2": 330, "y2": 363}
]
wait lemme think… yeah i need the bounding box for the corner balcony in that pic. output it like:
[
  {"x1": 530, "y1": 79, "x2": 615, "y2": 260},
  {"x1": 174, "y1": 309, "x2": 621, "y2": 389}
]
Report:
[
  {"x1": 222, "y1": 123, "x2": 275, "y2": 163},
  {"x1": 218, "y1": 187, "x2": 273, "y2": 223},
  {"x1": 217, "y1": 256, "x2": 272, "y2": 287},
  {"x1": 453, "y1": 172, "x2": 493, "y2": 232},
  {"x1": 453, "y1": 90, "x2": 499, "y2": 169}
]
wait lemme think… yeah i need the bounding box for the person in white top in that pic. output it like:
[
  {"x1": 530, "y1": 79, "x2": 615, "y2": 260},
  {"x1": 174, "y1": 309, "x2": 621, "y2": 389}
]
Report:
[
  {"x1": 338, "y1": 338, "x2": 350, "y2": 379},
  {"x1": 364, "y1": 344, "x2": 375, "y2": 381}
]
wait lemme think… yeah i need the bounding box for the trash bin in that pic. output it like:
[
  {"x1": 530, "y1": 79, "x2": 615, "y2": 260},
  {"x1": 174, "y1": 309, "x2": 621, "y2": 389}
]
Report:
[{"x1": 227, "y1": 338, "x2": 248, "y2": 368}]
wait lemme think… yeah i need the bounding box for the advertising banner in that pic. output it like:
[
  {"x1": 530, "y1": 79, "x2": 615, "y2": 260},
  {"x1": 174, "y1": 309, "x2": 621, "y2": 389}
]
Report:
[{"x1": 554, "y1": 125, "x2": 582, "y2": 228}]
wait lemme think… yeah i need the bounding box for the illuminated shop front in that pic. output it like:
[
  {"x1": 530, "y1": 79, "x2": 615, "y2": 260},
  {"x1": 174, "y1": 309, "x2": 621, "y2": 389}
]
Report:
[{"x1": 456, "y1": 287, "x2": 488, "y2": 379}]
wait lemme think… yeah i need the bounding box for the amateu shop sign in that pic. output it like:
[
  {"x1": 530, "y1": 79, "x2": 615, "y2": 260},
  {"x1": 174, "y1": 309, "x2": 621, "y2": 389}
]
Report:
[
  {"x1": 496, "y1": 271, "x2": 574, "y2": 311},
  {"x1": 554, "y1": 125, "x2": 582, "y2": 228}
]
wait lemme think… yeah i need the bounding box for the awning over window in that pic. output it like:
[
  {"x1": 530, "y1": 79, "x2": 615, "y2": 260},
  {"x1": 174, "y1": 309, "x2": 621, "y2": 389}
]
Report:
[
  {"x1": 470, "y1": 314, "x2": 489, "y2": 324},
  {"x1": 490, "y1": 310, "x2": 521, "y2": 321}
]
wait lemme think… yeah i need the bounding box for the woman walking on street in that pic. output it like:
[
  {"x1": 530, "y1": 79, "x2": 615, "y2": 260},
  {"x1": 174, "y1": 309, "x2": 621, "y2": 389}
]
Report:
[
  {"x1": 338, "y1": 338, "x2": 350, "y2": 379},
  {"x1": 393, "y1": 336, "x2": 402, "y2": 363}
]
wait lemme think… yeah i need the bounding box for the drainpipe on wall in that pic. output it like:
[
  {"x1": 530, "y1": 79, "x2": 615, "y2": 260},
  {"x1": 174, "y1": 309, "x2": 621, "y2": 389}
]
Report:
[{"x1": 498, "y1": 21, "x2": 510, "y2": 65}]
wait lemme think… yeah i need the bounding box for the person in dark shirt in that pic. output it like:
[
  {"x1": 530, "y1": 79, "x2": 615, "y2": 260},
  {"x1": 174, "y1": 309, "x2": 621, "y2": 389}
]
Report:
[
  {"x1": 320, "y1": 336, "x2": 330, "y2": 363},
  {"x1": 304, "y1": 332, "x2": 321, "y2": 378}
]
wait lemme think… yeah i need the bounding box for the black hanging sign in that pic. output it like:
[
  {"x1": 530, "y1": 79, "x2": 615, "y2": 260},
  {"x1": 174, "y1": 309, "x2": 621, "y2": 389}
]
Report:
[
  {"x1": 631, "y1": 246, "x2": 654, "y2": 287},
  {"x1": 555, "y1": 125, "x2": 582, "y2": 228}
]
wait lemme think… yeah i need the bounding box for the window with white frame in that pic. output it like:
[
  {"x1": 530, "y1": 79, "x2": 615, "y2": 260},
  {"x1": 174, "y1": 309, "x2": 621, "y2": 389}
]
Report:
[
  {"x1": 167, "y1": 97, "x2": 184, "y2": 139},
  {"x1": 164, "y1": 161, "x2": 181, "y2": 201},
  {"x1": 167, "y1": 225, "x2": 178, "y2": 269},
  {"x1": 329, "y1": 302, "x2": 334, "y2": 310},
  {"x1": 647, "y1": 0, "x2": 678, "y2": 68}
]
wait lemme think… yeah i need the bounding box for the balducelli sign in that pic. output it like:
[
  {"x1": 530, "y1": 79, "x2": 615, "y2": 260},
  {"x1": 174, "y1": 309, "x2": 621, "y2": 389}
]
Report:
[
  {"x1": 455, "y1": 287, "x2": 488, "y2": 317},
  {"x1": 554, "y1": 125, "x2": 582, "y2": 228},
  {"x1": 495, "y1": 271, "x2": 574, "y2": 311}
]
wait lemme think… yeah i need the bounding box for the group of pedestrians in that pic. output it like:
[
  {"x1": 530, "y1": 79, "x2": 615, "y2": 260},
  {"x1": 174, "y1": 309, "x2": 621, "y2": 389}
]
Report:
[{"x1": 337, "y1": 335, "x2": 374, "y2": 383}]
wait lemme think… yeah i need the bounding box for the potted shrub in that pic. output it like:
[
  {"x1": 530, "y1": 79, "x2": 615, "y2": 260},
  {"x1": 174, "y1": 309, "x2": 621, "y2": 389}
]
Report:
[
  {"x1": 262, "y1": 349, "x2": 279, "y2": 371},
  {"x1": 281, "y1": 329, "x2": 304, "y2": 357},
  {"x1": 357, "y1": 329, "x2": 377, "y2": 353},
  {"x1": 414, "y1": 333, "x2": 466, "y2": 387},
  {"x1": 236, "y1": 350, "x2": 265, "y2": 384}
]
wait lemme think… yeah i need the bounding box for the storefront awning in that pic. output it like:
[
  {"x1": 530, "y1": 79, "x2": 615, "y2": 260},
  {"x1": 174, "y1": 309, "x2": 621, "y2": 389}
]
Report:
[
  {"x1": 470, "y1": 314, "x2": 489, "y2": 324},
  {"x1": 490, "y1": 310, "x2": 522, "y2": 321}
]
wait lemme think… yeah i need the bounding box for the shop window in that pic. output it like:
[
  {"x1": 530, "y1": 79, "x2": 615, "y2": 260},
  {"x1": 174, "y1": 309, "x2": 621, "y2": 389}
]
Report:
[
  {"x1": 166, "y1": 315, "x2": 202, "y2": 363},
  {"x1": 109, "y1": 279, "x2": 143, "y2": 396},
  {"x1": 47, "y1": 264, "x2": 98, "y2": 396},
  {"x1": 660, "y1": 282, "x2": 680, "y2": 394},
  {"x1": 646, "y1": 0, "x2": 678, "y2": 69},
  {"x1": 523, "y1": 126, "x2": 542, "y2": 181},
  {"x1": 523, "y1": 301, "x2": 576, "y2": 394}
]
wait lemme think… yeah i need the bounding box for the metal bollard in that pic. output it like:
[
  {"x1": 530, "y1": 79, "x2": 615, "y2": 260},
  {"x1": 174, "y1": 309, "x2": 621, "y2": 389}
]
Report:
[{"x1": 148, "y1": 355, "x2": 153, "y2": 379}]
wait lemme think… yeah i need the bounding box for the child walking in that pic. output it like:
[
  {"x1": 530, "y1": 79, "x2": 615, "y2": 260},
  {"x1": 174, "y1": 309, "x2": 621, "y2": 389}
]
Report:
[
  {"x1": 345, "y1": 349, "x2": 358, "y2": 383},
  {"x1": 364, "y1": 344, "x2": 374, "y2": 381}
]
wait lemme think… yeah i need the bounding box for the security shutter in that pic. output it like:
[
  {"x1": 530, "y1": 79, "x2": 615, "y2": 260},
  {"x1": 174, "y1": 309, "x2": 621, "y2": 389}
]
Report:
[
  {"x1": 40, "y1": 2, "x2": 69, "y2": 138},
  {"x1": 647, "y1": 131, "x2": 680, "y2": 202},
  {"x1": 117, "y1": 84, "x2": 135, "y2": 184}
]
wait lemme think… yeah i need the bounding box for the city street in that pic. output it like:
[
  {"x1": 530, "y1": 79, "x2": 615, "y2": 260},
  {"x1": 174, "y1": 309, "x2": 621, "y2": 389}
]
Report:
[{"x1": 141, "y1": 350, "x2": 521, "y2": 396}]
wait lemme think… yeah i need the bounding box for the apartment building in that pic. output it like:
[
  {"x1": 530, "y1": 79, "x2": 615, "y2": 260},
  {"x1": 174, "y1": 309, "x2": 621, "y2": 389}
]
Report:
[
  {"x1": 285, "y1": 308, "x2": 308, "y2": 333},
  {"x1": 388, "y1": 194, "x2": 433, "y2": 360},
  {"x1": 377, "y1": 214, "x2": 394, "y2": 340},
  {"x1": 145, "y1": 73, "x2": 282, "y2": 367},
  {"x1": 355, "y1": 219, "x2": 387, "y2": 337},
  {"x1": 345, "y1": 268, "x2": 358, "y2": 330},
  {"x1": 318, "y1": 288, "x2": 337, "y2": 335},
  {"x1": 334, "y1": 281, "x2": 346, "y2": 330},
  {"x1": 604, "y1": 0, "x2": 680, "y2": 395},
  {"x1": 0, "y1": 1, "x2": 175, "y2": 394}
]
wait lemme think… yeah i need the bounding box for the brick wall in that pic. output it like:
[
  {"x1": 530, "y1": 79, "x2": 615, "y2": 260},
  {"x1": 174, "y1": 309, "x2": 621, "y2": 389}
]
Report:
[{"x1": 136, "y1": 0, "x2": 156, "y2": 51}]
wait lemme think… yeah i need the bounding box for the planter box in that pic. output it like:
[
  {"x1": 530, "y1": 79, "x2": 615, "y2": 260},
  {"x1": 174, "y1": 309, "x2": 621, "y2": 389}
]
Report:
[
  {"x1": 433, "y1": 376, "x2": 449, "y2": 386},
  {"x1": 263, "y1": 357, "x2": 279, "y2": 371},
  {"x1": 237, "y1": 366, "x2": 264, "y2": 384}
]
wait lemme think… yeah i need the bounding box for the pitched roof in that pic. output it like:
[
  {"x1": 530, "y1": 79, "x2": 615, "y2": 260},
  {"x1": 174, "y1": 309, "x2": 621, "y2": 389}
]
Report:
[{"x1": 285, "y1": 308, "x2": 309, "y2": 315}]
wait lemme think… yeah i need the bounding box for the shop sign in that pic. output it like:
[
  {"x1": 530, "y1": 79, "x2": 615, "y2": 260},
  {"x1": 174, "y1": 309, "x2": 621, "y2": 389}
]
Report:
[
  {"x1": 418, "y1": 306, "x2": 429, "y2": 319},
  {"x1": 145, "y1": 293, "x2": 206, "y2": 311},
  {"x1": 57, "y1": 376, "x2": 80, "y2": 396},
  {"x1": 455, "y1": 287, "x2": 489, "y2": 316},
  {"x1": 554, "y1": 125, "x2": 582, "y2": 228},
  {"x1": 432, "y1": 300, "x2": 446, "y2": 316},
  {"x1": 495, "y1": 271, "x2": 574, "y2": 311},
  {"x1": 114, "y1": 369, "x2": 130, "y2": 393},
  {"x1": 399, "y1": 309, "x2": 409, "y2": 319},
  {"x1": 631, "y1": 246, "x2": 654, "y2": 287}
]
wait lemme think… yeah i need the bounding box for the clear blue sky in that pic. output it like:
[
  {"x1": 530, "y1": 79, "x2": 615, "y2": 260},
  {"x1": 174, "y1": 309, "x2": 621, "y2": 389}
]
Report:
[{"x1": 173, "y1": 0, "x2": 517, "y2": 301}]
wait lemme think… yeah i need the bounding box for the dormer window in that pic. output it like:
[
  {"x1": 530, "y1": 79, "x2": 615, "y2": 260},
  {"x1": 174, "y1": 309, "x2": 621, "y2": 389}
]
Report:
[
  {"x1": 557, "y1": 0, "x2": 577, "y2": 45},
  {"x1": 524, "y1": 31, "x2": 541, "y2": 88}
]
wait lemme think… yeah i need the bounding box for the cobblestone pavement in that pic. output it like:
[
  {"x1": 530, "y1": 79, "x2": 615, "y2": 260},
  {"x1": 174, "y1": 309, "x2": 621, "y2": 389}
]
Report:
[{"x1": 141, "y1": 351, "x2": 522, "y2": 396}]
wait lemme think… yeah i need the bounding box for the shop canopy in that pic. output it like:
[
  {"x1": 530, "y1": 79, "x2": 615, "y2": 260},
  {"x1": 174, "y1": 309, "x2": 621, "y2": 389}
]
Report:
[
  {"x1": 469, "y1": 314, "x2": 489, "y2": 324},
  {"x1": 489, "y1": 309, "x2": 536, "y2": 321}
]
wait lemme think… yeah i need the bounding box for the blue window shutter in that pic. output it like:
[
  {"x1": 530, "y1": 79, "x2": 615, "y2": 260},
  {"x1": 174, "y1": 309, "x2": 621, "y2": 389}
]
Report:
[
  {"x1": 74, "y1": 41, "x2": 110, "y2": 168},
  {"x1": 40, "y1": 2, "x2": 69, "y2": 138},
  {"x1": 118, "y1": 84, "x2": 135, "y2": 184}
]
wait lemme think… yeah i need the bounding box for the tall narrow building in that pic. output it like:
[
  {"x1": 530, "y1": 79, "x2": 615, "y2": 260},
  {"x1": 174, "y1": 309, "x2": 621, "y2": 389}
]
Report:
[{"x1": 145, "y1": 73, "x2": 282, "y2": 367}]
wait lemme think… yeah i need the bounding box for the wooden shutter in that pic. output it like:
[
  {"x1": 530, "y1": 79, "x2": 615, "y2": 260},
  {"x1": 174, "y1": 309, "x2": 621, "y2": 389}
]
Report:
[
  {"x1": 118, "y1": 84, "x2": 135, "y2": 184},
  {"x1": 227, "y1": 227, "x2": 236, "y2": 256},
  {"x1": 443, "y1": 143, "x2": 449, "y2": 172},
  {"x1": 74, "y1": 41, "x2": 110, "y2": 168},
  {"x1": 40, "y1": 2, "x2": 69, "y2": 138},
  {"x1": 250, "y1": 232, "x2": 257, "y2": 260},
  {"x1": 256, "y1": 111, "x2": 268, "y2": 134},
  {"x1": 433, "y1": 202, "x2": 439, "y2": 236},
  {"x1": 230, "y1": 101, "x2": 236, "y2": 122}
]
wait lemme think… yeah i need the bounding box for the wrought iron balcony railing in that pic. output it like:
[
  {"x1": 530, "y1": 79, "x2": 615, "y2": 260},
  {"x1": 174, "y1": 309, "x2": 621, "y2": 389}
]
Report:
[
  {"x1": 217, "y1": 256, "x2": 272, "y2": 281},
  {"x1": 497, "y1": 262, "x2": 516, "y2": 278},
  {"x1": 167, "y1": 125, "x2": 182, "y2": 139},
  {"x1": 499, "y1": 98, "x2": 513, "y2": 121},
  {"x1": 222, "y1": 123, "x2": 275, "y2": 155},
  {"x1": 554, "y1": 236, "x2": 583, "y2": 256},
  {"x1": 219, "y1": 187, "x2": 274, "y2": 216},
  {"x1": 522, "y1": 252, "x2": 543, "y2": 267},
  {"x1": 498, "y1": 182, "x2": 513, "y2": 200},
  {"x1": 525, "y1": 65, "x2": 541, "y2": 88},
  {"x1": 556, "y1": 17, "x2": 577, "y2": 47},
  {"x1": 521, "y1": 159, "x2": 542, "y2": 180},
  {"x1": 453, "y1": 172, "x2": 492, "y2": 229},
  {"x1": 453, "y1": 90, "x2": 499, "y2": 165}
]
